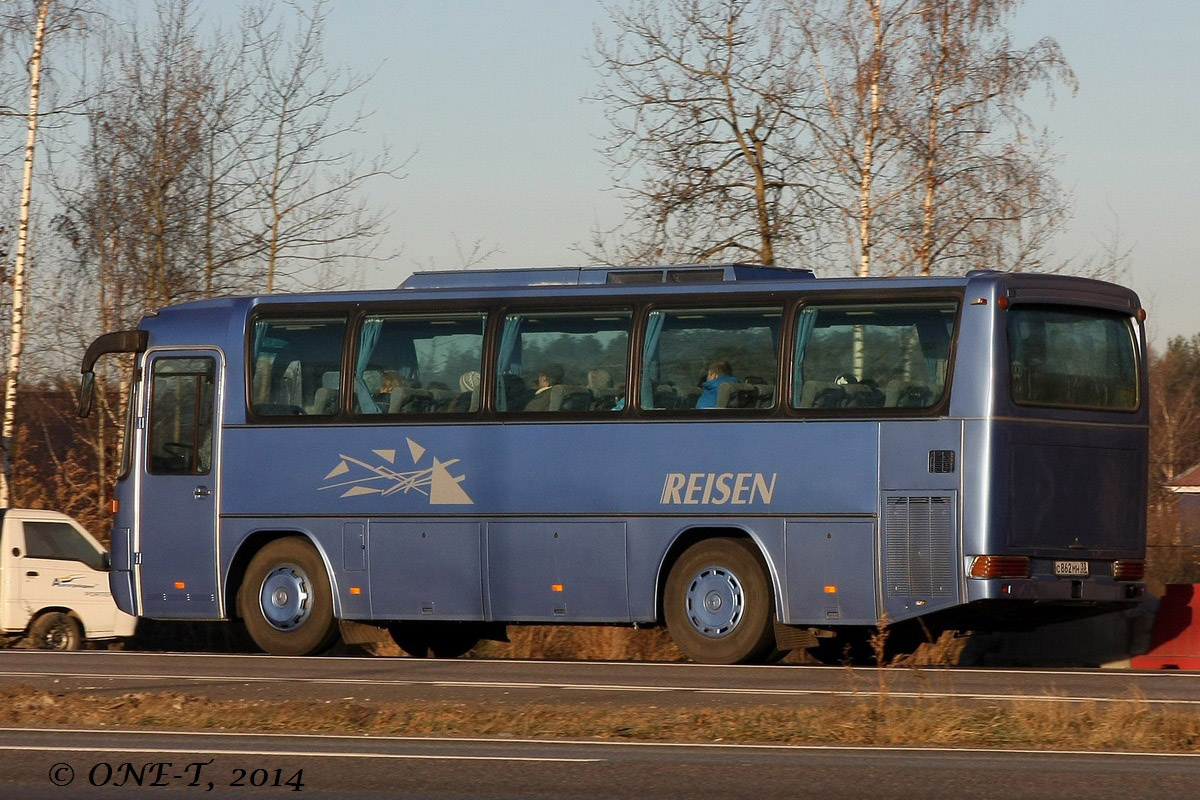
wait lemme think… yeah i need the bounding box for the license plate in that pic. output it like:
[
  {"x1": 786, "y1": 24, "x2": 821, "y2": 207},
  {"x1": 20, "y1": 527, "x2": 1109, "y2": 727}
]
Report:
[{"x1": 1054, "y1": 560, "x2": 1089, "y2": 577}]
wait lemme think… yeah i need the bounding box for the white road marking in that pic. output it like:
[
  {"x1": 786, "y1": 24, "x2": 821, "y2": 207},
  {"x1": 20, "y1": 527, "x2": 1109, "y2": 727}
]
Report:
[
  {"x1": 0, "y1": 744, "x2": 600, "y2": 763},
  {"x1": 4, "y1": 649, "x2": 1196, "y2": 680},
  {"x1": 0, "y1": 728, "x2": 1196, "y2": 761},
  {"x1": 0, "y1": 669, "x2": 1191, "y2": 706}
]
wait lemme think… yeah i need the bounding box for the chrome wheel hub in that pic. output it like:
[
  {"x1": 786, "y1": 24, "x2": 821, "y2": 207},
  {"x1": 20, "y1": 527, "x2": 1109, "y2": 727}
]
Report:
[
  {"x1": 259, "y1": 563, "x2": 313, "y2": 631},
  {"x1": 685, "y1": 565, "x2": 745, "y2": 638}
]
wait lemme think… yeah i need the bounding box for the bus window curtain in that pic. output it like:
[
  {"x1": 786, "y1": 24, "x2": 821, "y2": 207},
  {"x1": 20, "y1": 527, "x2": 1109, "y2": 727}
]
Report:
[
  {"x1": 792, "y1": 308, "x2": 819, "y2": 405},
  {"x1": 249, "y1": 320, "x2": 276, "y2": 407},
  {"x1": 496, "y1": 315, "x2": 523, "y2": 411},
  {"x1": 252, "y1": 320, "x2": 267, "y2": 357},
  {"x1": 640, "y1": 311, "x2": 665, "y2": 409},
  {"x1": 355, "y1": 318, "x2": 384, "y2": 413}
]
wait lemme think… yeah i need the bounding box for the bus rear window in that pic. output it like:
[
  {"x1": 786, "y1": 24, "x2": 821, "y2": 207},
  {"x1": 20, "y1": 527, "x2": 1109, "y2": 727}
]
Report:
[{"x1": 1007, "y1": 306, "x2": 1138, "y2": 411}]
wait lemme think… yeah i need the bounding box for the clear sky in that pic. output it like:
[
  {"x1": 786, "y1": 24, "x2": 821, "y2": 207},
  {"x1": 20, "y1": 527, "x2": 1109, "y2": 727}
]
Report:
[{"x1": 227, "y1": 1, "x2": 1200, "y2": 345}]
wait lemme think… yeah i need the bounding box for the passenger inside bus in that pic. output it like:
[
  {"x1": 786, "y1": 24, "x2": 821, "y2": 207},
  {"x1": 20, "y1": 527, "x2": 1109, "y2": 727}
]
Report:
[
  {"x1": 524, "y1": 363, "x2": 566, "y2": 412},
  {"x1": 696, "y1": 360, "x2": 739, "y2": 408}
]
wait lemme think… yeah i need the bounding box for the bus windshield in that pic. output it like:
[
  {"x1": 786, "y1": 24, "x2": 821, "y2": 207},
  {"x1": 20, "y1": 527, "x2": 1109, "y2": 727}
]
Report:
[{"x1": 1007, "y1": 305, "x2": 1138, "y2": 411}]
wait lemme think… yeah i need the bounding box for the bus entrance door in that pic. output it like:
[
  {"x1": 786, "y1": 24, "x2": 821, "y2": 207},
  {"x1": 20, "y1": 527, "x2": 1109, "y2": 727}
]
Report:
[{"x1": 137, "y1": 350, "x2": 223, "y2": 619}]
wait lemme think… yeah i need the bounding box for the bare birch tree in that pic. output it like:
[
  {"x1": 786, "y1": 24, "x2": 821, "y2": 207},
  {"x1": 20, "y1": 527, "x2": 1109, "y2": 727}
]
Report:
[
  {"x1": 793, "y1": 0, "x2": 921, "y2": 276},
  {"x1": 595, "y1": 0, "x2": 1076, "y2": 276},
  {"x1": 1, "y1": 0, "x2": 57, "y2": 506},
  {"x1": 591, "y1": 0, "x2": 822, "y2": 266},
  {"x1": 894, "y1": 0, "x2": 1075, "y2": 275}
]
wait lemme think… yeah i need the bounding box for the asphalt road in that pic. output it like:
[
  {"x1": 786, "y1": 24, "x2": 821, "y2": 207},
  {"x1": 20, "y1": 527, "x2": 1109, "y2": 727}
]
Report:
[
  {"x1": 0, "y1": 649, "x2": 1196, "y2": 708},
  {"x1": 3, "y1": 652, "x2": 1198, "y2": 798},
  {"x1": 1, "y1": 726, "x2": 1198, "y2": 800}
]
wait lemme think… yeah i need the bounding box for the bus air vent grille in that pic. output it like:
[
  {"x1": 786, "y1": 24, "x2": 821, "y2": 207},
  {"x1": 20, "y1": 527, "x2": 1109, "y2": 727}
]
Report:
[
  {"x1": 928, "y1": 450, "x2": 956, "y2": 473},
  {"x1": 884, "y1": 496, "x2": 955, "y2": 598}
]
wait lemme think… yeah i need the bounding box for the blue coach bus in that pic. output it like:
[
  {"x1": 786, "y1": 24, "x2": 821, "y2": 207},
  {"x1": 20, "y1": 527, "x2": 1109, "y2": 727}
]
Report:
[{"x1": 79, "y1": 265, "x2": 1148, "y2": 664}]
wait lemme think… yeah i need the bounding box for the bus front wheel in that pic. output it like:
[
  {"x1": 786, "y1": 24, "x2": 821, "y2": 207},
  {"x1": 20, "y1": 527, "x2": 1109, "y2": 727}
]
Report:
[
  {"x1": 664, "y1": 538, "x2": 777, "y2": 665},
  {"x1": 238, "y1": 538, "x2": 339, "y2": 656}
]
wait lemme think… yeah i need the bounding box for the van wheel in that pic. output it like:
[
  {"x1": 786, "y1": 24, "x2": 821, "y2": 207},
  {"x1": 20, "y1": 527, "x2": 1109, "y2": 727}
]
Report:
[
  {"x1": 30, "y1": 612, "x2": 83, "y2": 651},
  {"x1": 238, "y1": 538, "x2": 339, "y2": 656},
  {"x1": 663, "y1": 538, "x2": 776, "y2": 664}
]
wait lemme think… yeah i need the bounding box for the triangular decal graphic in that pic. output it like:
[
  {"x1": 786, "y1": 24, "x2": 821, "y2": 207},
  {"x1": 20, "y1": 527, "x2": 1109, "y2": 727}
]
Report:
[
  {"x1": 430, "y1": 458, "x2": 473, "y2": 505},
  {"x1": 320, "y1": 440, "x2": 471, "y2": 505},
  {"x1": 324, "y1": 461, "x2": 350, "y2": 480}
]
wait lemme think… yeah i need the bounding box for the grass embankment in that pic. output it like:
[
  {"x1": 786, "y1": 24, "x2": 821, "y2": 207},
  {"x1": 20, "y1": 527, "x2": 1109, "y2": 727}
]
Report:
[{"x1": 5, "y1": 683, "x2": 1199, "y2": 753}]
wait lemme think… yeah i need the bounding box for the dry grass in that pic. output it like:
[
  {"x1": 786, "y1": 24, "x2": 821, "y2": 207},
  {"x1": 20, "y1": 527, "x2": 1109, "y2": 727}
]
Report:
[{"x1": 3, "y1": 683, "x2": 1198, "y2": 753}]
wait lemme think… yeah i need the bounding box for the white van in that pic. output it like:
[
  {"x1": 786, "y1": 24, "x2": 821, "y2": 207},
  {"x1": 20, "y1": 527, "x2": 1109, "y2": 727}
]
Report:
[{"x1": 0, "y1": 508, "x2": 137, "y2": 650}]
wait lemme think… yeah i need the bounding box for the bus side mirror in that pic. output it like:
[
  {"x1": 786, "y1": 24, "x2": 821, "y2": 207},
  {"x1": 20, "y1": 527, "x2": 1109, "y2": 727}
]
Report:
[
  {"x1": 79, "y1": 371, "x2": 96, "y2": 418},
  {"x1": 78, "y1": 329, "x2": 148, "y2": 418}
]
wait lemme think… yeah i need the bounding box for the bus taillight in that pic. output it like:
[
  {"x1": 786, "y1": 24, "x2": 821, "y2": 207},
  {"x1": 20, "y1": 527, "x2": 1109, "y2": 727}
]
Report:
[
  {"x1": 1112, "y1": 560, "x2": 1145, "y2": 581},
  {"x1": 969, "y1": 556, "x2": 1030, "y2": 579}
]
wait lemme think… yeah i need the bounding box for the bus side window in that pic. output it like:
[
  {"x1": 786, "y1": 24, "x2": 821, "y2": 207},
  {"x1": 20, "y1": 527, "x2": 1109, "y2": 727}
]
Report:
[
  {"x1": 495, "y1": 310, "x2": 632, "y2": 414},
  {"x1": 640, "y1": 307, "x2": 781, "y2": 411},
  {"x1": 352, "y1": 312, "x2": 486, "y2": 416},
  {"x1": 249, "y1": 317, "x2": 347, "y2": 417},
  {"x1": 792, "y1": 302, "x2": 956, "y2": 410}
]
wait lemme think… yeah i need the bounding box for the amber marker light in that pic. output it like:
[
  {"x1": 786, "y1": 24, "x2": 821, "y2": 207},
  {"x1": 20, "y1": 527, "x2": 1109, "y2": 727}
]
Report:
[
  {"x1": 174, "y1": 582, "x2": 186, "y2": 590},
  {"x1": 349, "y1": 587, "x2": 362, "y2": 596},
  {"x1": 824, "y1": 585, "x2": 837, "y2": 594},
  {"x1": 996, "y1": 296, "x2": 1010, "y2": 310},
  {"x1": 551, "y1": 584, "x2": 564, "y2": 593},
  {"x1": 108, "y1": 499, "x2": 119, "y2": 514},
  {"x1": 968, "y1": 556, "x2": 1029, "y2": 579}
]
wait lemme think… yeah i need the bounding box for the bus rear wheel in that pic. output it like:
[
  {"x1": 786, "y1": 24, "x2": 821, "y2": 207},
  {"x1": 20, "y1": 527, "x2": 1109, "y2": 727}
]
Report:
[
  {"x1": 664, "y1": 538, "x2": 776, "y2": 665},
  {"x1": 239, "y1": 538, "x2": 339, "y2": 656},
  {"x1": 30, "y1": 612, "x2": 82, "y2": 651}
]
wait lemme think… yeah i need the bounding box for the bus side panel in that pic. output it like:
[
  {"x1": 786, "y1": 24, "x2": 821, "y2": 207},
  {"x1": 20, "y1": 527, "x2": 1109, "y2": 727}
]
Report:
[
  {"x1": 784, "y1": 520, "x2": 877, "y2": 625},
  {"x1": 218, "y1": 421, "x2": 881, "y2": 625},
  {"x1": 219, "y1": 421, "x2": 881, "y2": 517},
  {"x1": 486, "y1": 522, "x2": 628, "y2": 622},
  {"x1": 368, "y1": 521, "x2": 483, "y2": 620},
  {"x1": 878, "y1": 421, "x2": 964, "y2": 622},
  {"x1": 109, "y1": 526, "x2": 137, "y2": 616}
]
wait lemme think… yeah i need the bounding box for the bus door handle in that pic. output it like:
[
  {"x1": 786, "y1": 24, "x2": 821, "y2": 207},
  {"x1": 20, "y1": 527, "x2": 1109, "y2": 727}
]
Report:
[{"x1": 193, "y1": 486, "x2": 212, "y2": 499}]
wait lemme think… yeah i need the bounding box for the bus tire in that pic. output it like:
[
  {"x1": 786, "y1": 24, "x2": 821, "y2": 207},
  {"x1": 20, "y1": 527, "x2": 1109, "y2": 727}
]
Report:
[
  {"x1": 238, "y1": 538, "x2": 339, "y2": 656},
  {"x1": 30, "y1": 612, "x2": 83, "y2": 651},
  {"x1": 663, "y1": 538, "x2": 776, "y2": 665}
]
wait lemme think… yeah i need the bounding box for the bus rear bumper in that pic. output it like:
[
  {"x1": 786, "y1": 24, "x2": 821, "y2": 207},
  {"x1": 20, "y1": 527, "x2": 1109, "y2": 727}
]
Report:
[
  {"x1": 968, "y1": 575, "x2": 1145, "y2": 605},
  {"x1": 950, "y1": 578, "x2": 1147, "y2": 631}
]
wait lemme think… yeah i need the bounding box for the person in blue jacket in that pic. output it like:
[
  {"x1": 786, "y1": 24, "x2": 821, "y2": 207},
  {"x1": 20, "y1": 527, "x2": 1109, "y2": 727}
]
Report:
[{"x1": 696, "y1": 360, "x2": 738, "y2": 409}]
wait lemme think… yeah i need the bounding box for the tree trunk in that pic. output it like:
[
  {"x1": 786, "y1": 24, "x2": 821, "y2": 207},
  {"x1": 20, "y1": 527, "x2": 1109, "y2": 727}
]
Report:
[{"x1": 0, "y1": 0, "x2": 53, "y2": 507}]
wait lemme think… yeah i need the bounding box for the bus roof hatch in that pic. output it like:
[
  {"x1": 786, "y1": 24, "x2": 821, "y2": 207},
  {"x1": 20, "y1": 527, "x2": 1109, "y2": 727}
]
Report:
[{"x1": 400, "y1": 264, "x2": 814, "y2": 290}]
